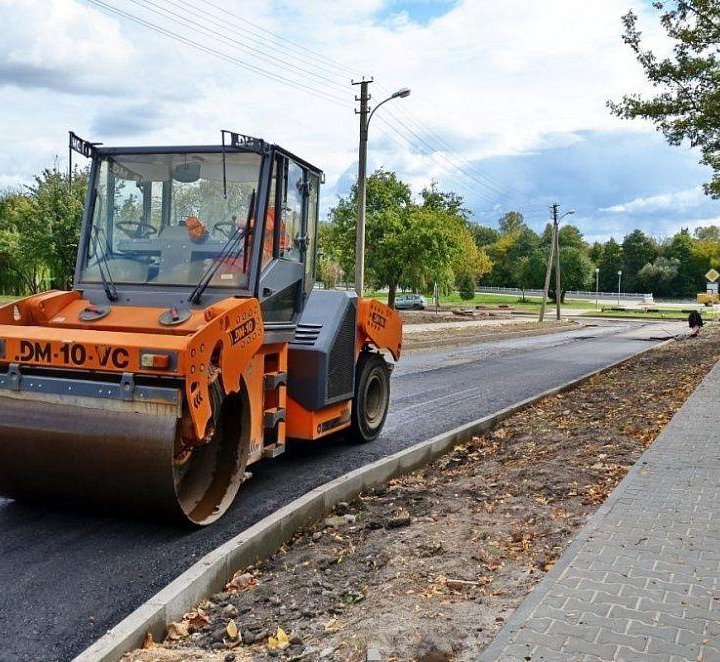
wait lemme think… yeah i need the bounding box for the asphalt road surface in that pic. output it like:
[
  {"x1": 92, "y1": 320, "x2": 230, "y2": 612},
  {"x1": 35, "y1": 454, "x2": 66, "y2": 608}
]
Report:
[{"x1": 0, "y1": 320, "x2": 683, "y2": 661}]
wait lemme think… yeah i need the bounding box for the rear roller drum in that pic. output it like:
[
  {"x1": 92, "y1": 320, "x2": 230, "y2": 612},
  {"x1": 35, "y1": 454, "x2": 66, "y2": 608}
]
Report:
[{"x1": 350, "y1": 352, "x2": 391, "y2": 443}]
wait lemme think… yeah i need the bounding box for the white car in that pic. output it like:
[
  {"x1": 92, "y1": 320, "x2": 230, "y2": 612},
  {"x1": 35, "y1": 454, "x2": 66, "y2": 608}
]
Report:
[{"x1": 394, "y1": 293, "x2": 427, "y2": 310}]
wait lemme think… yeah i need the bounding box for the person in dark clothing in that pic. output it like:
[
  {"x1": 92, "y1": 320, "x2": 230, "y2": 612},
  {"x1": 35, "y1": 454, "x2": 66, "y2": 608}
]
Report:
[{"x1": 688, "y1": 310, "x2": 704, "y2": 337}]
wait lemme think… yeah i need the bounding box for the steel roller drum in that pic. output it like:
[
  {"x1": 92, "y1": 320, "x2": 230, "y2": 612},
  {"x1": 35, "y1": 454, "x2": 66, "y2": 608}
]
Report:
[{"x1": 0, "y1": 393, "x2": 247, "y2": 525}]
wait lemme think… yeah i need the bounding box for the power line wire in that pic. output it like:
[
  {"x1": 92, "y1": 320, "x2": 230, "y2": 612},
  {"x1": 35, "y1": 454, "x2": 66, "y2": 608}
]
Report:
[
  {"x1": 127, "y1": 0, "x2": 350, "y2": 89},
  {"x1": 84, "y1": 0, "x2": 353, "y2": 107},
  {"x1": 83, "y1": 0, "x2": 544, "y2": 216},
  {"x1": 124, "y1": 0, "x2": 536, "y2": 207}
]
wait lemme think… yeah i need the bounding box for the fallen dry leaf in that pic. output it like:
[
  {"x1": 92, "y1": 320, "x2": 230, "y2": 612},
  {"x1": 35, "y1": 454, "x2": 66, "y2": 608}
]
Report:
[
  {"x1": 267, "y1": 626, "x2": 290, "y2": 649},
  {"x1": 165, "y1": 621, "x2": 189, "y2": 641},
  {"x1": 226, "y1": 619, "x2": 238, "y2": 640}
]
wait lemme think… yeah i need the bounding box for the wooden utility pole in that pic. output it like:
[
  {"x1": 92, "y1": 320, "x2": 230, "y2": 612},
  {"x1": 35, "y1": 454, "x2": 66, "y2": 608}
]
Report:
[
  {"x1": 553, "y1": 203, "x2": 562, "y2": 320},
  {"x1": 538, "y1": 215, "x2": 556, "y2": 323},
  {"x1": 352, "y1": 78, "x2": 372, "y2": 297}
]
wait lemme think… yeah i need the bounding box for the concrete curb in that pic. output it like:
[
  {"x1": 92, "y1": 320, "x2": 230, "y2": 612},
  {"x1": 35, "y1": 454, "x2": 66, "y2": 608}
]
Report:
[{"x1": 74, "y1": 339, "x2": 673, "y2": 662}]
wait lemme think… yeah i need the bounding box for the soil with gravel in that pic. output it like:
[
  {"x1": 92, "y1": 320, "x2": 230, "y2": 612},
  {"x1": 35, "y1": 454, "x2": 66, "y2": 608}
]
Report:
[
  {"x1": 399, "y1": 308, "x2": 513, "y2": 325},
  {"x1": 403, "y1": 320, "x2": 578, "y2": 351},
  {"x1": 125, "y1": 330, "x2": 720, "y2": 662}
]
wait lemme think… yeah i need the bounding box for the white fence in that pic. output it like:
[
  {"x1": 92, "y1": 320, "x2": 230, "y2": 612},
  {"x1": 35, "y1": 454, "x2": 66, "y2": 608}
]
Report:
[{"x1": 476, "y1": 286, "x2": 653, "y2": 303}]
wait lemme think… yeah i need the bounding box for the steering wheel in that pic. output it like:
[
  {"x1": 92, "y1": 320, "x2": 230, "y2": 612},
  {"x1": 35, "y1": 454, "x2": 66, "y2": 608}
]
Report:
[
  {"x1": 213, "y1": 221, "x2": 237, "y2": 240},
  {"x1": 116, "y1": 221, "x2": 158, "y2": 239}
]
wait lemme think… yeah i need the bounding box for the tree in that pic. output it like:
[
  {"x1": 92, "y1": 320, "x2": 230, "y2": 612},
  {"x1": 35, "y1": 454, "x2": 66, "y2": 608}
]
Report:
[
  {"x1": 484, "y1": 225, "x2": 540, "y2": 287},
  {"x1": 589, "y1": 241, "x2": 604, "y2": 265},
  {"x1": 622, "y1": 229, "x2": 658, "y2": 291},
  {"x1": 541, "y1": 223, "x2": 587, "y2": 251},
  {"x1": 636, "y1": 257, "x2": 681, "y2": 296},
  {"x1": 598, "y1": 238, "x2": 623, "y2": 291},
  {"x1": 550, "y1": 247, "x2": 594, "y2": 302},
  {"x1": 468, "y1": 223, "x2": 500, "y2": 247},
  {"x1": 694, "y1": 224, "x2": 720, "y2": 240},
  {"x1": 420, "y1": 181, "x2": 471, "y2": 220},
  {"x1": 0, "y1": 192, "x2": 48, "y2": 293},
  {"x1": 665, "y1": 228, "x2": 698, "y2": 295},
  {"x1": 458, "y1": 273, "x2": 476, "y2": 300},
  {"x1": 609, "y1": 2, "x2": 720, "y2": 197},
  {"x1": 31, "y1": 168, "x2": 88, "y2": 289},
  {"x1": 325, "y1": 170, "x2": 476, "y2": 306},
  {"x1": 451, "y1": 225, "x2": 492, "y2": 289},
  {"x1": 325, "y1": 168, "x2": 413, "y2": 286},
  {"x1": 514, "y1": 250, "x2": 547, "y2": 300},
  {"x1": 498, "y1": 210, "x2": 526, "y2": 234},
  {"x1": 0, "y1": 168, "x2": 87, "y2": 294}
]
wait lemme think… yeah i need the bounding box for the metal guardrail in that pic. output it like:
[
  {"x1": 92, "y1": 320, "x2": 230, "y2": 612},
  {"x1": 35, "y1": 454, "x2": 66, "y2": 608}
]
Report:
[{"x1": 476, "y1": 286, "x2": 653, "y2": 303}]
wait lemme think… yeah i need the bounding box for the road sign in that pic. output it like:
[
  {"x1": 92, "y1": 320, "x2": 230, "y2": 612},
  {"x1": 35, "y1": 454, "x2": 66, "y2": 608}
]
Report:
[
  {"x1": 708, "y1": 283, "x2": 718, "y2": 295},
  {"x1": 706, "y1": 268, "x2": 720, "y2": 282}
]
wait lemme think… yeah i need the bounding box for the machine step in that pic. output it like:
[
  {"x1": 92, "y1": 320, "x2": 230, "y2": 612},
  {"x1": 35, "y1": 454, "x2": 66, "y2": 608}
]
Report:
[
  {"x1": 263, "y1": 371, "x2": 287, "y2": 390},
  {"x1": 261, "y1": 443, "x2": 286, "y2": 459},
  {"x1": 263, "y1": 407, "x2": 286, "y2": 428}
]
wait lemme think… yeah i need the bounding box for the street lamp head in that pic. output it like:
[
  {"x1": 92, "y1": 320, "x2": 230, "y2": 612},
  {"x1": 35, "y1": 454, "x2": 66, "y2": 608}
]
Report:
[
  {"x1": 567, "y1": 209, "x2": 576, "y2": 215},
  {"x1": 392, "y1": 87, "x2": 411, "y2": 99},
  {"x1": 595, "y1": 267, "x2": 599, "y2": 273},
  {"x1": 618, "y1": 270, "x2": 622, "y2": 275}
]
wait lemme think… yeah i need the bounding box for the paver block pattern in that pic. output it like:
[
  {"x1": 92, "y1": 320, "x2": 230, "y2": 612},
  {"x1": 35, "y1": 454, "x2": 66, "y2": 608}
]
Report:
[{"x1": 480, "y1": 362, "x2": 720, "y2": 661}]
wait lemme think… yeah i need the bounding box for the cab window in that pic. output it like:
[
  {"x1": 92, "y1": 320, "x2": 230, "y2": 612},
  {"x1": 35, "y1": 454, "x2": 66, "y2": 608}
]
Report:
[{"x1": 280, "y1": 161, "x2": 305, "y2": 262}]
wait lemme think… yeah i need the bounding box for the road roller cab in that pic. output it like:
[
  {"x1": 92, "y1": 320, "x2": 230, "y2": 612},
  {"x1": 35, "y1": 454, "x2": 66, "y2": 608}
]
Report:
[{"x1": 0, "y1": 131, "x2": 402, "y2": 525}]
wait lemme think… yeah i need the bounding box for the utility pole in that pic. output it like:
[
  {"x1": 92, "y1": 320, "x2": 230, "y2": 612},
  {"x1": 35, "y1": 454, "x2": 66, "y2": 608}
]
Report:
[
  {"x1": 553, "y1": 204, "x2": 562, "y2": 320},
  {"x1": 539, "y1": 203, "x2": 575, "y2": 322},
  {"x1": 352, "y1": 77, "x2": 372, "y2": 297},
  {"x1": 539, "y1": 212, "x2": 556, "y2": 323}
]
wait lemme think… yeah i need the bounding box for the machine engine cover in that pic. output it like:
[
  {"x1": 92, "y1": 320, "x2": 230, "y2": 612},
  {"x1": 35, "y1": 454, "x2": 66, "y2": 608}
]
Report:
[{"x1": 288, "y1": 290, "x2": 357, "y2": 411}]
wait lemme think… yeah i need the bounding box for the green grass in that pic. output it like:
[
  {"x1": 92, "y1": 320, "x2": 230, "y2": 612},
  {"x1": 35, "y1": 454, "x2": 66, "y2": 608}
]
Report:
[
  {"x1": 366, "y1": 291, "x2": 592, "y2": 310},
  {"x1": 0, "y1": 295, "x2": 18, "y2": 304}
]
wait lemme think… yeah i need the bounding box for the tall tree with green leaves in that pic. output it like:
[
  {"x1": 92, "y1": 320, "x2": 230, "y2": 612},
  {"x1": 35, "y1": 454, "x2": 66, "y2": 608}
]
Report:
[
  {"x1": 0, "y1": 167, "x2": 87, "y2": 294},
  {"x1": 550, "y1": 247, "x2": 595, "y2": 302},
  {"x1": 497, "y1": 210, "x2": 527, "y2": 234},
  {"x1": 622, "y1": 229, "x2": 658, "y2": 291},
  {"x1": 598, "y1": 238, "x2": 624, "y2": 291},
  {"x1": 609, "y1": 1, "x2": 720, "y2": 197},
  {"x1": 666, "y1": 227, "x2": 699, "y2": 294},
  {"x1": 468, "y1": 223, "x2": 500, "y2": 247},
  {"x1": 325, "y1": 170, "x2": 480, "y2": 306}
]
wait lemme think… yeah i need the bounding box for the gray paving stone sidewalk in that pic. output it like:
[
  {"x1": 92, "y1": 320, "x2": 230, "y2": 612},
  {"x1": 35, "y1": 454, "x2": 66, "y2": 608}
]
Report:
[{"x1": 481, "y1": 360, "x2": 720, "y2": 662}]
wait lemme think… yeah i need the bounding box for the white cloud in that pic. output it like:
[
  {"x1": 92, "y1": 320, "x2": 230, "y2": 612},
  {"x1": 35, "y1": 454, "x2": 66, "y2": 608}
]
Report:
[
  {"x1": 0, "y1": 0, "x2": 698, "y2": 227},
  {"x1": 601, "y1": 187, "x2": 707, "y2": 214}
]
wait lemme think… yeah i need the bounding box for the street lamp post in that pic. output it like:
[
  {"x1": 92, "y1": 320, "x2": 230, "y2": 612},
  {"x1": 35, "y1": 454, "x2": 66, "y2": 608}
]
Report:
[
  {"x1": 352, "y1": 80, "x2": 411, "y2": 297},
  {"x1": 617, "y1": 270, "x2": 623, "y2": 305},
  {"x1": 595, "y1": 267, "x2": 600, "y2": 308}
]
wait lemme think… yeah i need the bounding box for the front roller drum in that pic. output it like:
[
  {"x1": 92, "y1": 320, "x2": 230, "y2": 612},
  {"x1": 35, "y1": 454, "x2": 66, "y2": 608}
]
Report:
[{"x1": 0, "y1": 389, "x2": 250, "y2": 525}]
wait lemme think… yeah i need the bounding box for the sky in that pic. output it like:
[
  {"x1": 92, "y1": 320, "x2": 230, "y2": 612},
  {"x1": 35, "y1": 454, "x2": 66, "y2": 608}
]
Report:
[{"x1": 0, "y1": 0, "x2": 718, "y2": 244}]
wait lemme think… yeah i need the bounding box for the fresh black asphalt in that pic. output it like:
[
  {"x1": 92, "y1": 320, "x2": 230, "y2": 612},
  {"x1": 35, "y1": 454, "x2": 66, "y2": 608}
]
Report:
[{"x1": 0, "y1": 321, "x2": 671, "y2": 661}]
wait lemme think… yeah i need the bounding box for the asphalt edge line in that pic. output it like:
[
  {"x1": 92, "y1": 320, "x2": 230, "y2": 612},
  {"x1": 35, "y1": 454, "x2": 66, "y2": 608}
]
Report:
[{"x1": 74, "y1": 338, "x2": 673, "y2": 662}]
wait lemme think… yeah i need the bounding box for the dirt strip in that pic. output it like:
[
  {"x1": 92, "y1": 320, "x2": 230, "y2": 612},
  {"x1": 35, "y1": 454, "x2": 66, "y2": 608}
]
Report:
[
  {"x1": 126, "y1": 329, "x2": 720, "y2": 662},
  {"x1": 403, "y1": 320, "x2": 578, "y2": 351}
]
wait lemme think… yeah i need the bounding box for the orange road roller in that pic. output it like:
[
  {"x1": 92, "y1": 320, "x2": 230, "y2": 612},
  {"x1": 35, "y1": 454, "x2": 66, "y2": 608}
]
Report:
[{"x1": 0, "y1": 131, "x2": 402, "y2": 525}]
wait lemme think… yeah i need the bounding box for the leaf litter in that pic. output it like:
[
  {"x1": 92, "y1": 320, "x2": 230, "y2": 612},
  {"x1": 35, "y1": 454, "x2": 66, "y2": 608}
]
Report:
[{"x1": 124, "y1": 329, "x2": 720, "y2": 662}]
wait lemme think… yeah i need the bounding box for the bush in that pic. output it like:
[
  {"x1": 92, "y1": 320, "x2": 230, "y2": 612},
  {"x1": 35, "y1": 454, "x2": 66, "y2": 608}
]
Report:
[{"x1": 458, "y1": 273, "x2": 476, "y2": 300}]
